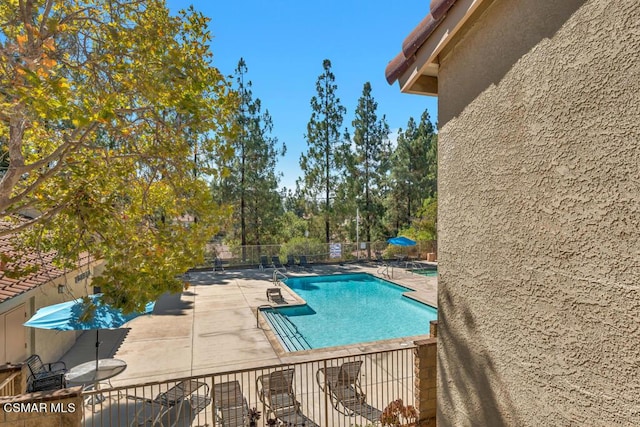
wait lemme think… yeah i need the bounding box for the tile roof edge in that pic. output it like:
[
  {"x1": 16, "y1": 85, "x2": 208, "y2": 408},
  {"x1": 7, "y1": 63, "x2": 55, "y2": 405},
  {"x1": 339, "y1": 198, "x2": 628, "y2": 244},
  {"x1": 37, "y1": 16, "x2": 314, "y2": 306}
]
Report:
[
  {"x1": 385, "y1": 0, "x2": 459, "y2": 86},
  {"x1": 401, "y1": 13, "x2": 443, "y2": 59},
  {"x1": 385, "y1": 51, "x2": 413, "y2": 85},
  {"x1": 431, "y1": 0, "x2": 458, "y2": 21}
]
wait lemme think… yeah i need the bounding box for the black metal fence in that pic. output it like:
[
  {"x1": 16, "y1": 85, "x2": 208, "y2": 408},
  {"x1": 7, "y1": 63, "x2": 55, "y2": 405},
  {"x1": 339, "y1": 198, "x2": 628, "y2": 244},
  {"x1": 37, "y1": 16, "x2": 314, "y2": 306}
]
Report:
[{"x1": 82, "y1": 346, "x2": 416, "y2": 426}]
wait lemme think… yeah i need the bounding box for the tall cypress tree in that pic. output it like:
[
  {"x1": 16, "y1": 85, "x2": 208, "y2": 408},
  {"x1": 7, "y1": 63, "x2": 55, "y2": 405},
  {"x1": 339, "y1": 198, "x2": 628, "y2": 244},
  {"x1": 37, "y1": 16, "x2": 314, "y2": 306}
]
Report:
[
  {"x1": 300, "y1": 59, "x2": 348, "y2": 243},
  {"x1": 349, "y1": 82, "x2": 390, "y2": 252}
]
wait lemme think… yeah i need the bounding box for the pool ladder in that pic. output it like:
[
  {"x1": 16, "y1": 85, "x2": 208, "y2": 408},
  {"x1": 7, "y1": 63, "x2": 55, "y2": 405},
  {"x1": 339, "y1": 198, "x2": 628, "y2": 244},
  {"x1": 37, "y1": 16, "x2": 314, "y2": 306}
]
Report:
[
  {"x1": 377, "y1": 263, "x2": 394, "y2": 278},
  {"x1": 272, "y1": 269, "x2": 288, "y2": 285}
]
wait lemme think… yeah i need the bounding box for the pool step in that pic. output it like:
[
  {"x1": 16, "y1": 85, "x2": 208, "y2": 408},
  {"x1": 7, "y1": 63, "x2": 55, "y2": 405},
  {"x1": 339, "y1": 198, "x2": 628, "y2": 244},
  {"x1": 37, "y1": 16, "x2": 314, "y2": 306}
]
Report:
[{"x1": 262, "y1": 309, "x2": 312, "y2": 352}]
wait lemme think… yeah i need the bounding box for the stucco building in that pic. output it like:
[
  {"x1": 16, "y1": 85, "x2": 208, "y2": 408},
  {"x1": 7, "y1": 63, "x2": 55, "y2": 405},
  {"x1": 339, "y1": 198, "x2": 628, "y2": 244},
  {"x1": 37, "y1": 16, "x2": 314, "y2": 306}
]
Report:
[
  {"x1": 387, "y1": 0, "x2": 639, "y2": 425},
  {"x1": 0, "y1": 220, "x2": 102, "y2": 365}
]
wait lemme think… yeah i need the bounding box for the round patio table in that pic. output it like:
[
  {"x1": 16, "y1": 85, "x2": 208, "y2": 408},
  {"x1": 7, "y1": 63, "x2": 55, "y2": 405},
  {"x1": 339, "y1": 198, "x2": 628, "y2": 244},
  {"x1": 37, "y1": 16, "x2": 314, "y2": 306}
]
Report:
[
  {"x1": 66, "y1": 358, "x2": 127, "y2": 405},
  {"x1": 67, "y1": 358, "x2": 127, "y2": 385}
]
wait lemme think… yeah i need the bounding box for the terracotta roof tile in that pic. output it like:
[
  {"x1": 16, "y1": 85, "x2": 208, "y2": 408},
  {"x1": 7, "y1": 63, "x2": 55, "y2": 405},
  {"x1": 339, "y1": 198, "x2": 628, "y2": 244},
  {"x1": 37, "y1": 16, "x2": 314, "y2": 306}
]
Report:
[
  {"x1": 402, "y1": 13, "x2": 443, "y2": 59},
  {"x1": 431, "y1": 0, "x2": 458, "y2": 20},
  {"x1": 385, "y1": 52, "x2": 412, "y2": 85},
  {"x1": 0, "y1": 222, "x2": 91, "y2": 304},
  {"x1": 385, "y1": 0, "x2": 458, "y2": 85}
]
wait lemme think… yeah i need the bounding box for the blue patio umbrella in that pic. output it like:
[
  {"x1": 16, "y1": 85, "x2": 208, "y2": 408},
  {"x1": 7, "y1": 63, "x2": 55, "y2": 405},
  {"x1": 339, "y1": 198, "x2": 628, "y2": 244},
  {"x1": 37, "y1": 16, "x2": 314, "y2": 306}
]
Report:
[
  {"x1": 25, "y1": 294, "x2": 155, "y2": 374},
  {"x1": 387, "y1": 236, "x2": 416, "y2": 246}
]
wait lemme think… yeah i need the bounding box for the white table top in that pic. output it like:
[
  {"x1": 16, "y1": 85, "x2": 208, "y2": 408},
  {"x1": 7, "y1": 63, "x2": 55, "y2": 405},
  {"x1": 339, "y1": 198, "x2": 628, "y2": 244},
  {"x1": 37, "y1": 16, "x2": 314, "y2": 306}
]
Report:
[{"x1": 66, "y1": 358, "x2": 127, "y2": 384}]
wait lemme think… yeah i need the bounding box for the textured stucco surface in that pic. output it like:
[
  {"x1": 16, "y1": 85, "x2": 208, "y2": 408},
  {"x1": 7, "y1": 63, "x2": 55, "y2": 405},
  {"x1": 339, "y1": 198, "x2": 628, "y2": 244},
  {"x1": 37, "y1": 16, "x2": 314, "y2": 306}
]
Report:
[{"x1": 436, "y1": 0, "x2": 640, "y2": 425}]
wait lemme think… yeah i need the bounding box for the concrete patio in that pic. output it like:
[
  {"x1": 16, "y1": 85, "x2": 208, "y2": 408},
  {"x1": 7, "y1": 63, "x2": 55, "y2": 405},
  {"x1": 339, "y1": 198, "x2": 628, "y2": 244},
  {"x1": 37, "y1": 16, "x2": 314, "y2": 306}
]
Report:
[{"x1": 60, "y1": 263, "x2": 438, "y2": 387}]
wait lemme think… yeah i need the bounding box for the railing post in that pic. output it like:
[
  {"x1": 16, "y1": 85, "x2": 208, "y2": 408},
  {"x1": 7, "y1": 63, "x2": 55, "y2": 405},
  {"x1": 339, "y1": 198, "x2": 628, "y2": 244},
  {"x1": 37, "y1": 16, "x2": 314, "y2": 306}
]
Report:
[
  {"x1": 414, "y1": 338, "x2": 437, "y2": 427},
  {"x1": 210, "y1": 375, "x2": 216, "y2": 426},
  {"x1": 430, "y1": 320, "x2": 438, "y2": 338},
  {"x1": 322, "y1": 359, "x2": 329, "y2": 425}
]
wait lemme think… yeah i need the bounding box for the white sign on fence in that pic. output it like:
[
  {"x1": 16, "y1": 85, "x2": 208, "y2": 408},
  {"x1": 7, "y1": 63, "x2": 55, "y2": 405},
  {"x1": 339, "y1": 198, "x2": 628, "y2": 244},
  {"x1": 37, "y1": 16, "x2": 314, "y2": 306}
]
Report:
[{"x1": 330, "y1": 243, "x2": 342, "y2": 258}]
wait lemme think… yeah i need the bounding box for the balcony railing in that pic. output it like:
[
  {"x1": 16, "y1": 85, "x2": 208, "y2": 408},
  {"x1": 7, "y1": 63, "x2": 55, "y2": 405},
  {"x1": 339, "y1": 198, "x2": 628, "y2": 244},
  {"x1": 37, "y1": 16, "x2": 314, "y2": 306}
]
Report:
[
  {"x1": 0, "y1": 370, "x2": 20, "y2": 397},
  {"x1": 81, "y1": 346, "x2": 416, "y2": 427}
]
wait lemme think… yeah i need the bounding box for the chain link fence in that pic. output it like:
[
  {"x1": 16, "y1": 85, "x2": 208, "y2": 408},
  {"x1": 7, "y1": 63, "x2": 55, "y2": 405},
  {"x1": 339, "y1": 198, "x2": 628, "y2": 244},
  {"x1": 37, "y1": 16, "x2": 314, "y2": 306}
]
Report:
[{"x1": 202, "y1": 240, "x2": 436, "y2": 269}]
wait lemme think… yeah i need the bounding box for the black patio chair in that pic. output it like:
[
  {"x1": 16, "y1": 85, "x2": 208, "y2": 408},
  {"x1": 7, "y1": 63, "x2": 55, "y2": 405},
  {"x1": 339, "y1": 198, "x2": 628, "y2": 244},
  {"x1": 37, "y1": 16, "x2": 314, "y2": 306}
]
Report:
[
  {"x1": 259, "y1": 255, "x2": 270, "y2": 270},
  {"x1": 272, "y1": 256, "x2": 286, "y2": 271},
  {"x1": 25, "y1": 354, "x2": 67, "y2": 392},
  {"x1": 285, "y1": 254, "x2": 297, "y2": 270},
  {"x1": 298, "y1": 255, "x2": 313, "y2": 271}
]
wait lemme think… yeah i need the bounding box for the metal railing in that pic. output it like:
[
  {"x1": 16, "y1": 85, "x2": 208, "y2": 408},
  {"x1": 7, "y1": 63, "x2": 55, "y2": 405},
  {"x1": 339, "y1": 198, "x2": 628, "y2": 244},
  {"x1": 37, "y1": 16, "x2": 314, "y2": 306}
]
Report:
[
  {"x1": 272, "y1": 269, "x2": 287, "y2": 285},
  {"x1": 81, "y1": 346, "x2": 416, "y2": 426},
  {"x1": 377, "y1": 263, "x2": 393, "y2": 279},
  {"x1": 256, "y1": 304, "x2": 273, "y2": 328}
]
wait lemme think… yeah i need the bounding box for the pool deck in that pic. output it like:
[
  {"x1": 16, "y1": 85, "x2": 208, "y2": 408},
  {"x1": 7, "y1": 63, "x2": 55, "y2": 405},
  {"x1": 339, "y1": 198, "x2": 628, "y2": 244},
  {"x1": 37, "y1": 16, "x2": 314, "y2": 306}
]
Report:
[{"x1": 60, "y1": 262, "x2": 437, "y2": 387}]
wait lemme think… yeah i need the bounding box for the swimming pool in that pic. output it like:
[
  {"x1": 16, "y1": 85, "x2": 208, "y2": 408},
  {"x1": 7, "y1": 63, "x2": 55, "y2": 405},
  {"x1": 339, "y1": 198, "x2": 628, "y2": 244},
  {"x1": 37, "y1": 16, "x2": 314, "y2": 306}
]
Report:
[{"x1": 261, "y1": 273, "x2": 437, "y2": 351}]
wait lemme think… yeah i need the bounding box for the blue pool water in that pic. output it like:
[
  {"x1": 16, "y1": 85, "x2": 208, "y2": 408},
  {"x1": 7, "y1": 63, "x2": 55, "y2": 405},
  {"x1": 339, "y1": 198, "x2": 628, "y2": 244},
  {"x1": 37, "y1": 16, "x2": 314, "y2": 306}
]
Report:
[{"x1": 263, "y1": 273, "x2": 437, "y2": 351}]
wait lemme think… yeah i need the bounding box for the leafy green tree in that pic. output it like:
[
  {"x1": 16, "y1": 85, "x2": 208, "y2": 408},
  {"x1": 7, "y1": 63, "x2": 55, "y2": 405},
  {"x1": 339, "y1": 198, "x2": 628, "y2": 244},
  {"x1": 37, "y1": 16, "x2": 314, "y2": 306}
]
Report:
[
  {"x1": 276, "y1": 211, "x2": 307, "y2": 241},
  {"x1": 385, "y1": 110, "x2": 437, "y2": 234},
  {"x1": 396, "y1": 196, "x2": 437, "y2": 257},
  {"x1": 0, "y1": 0, "x2": 236, "y2": 311},
  {"x1": 299, "y1": 59, "x2": 349, "y2": 243},
  {"x1": 282, "y1": 186, "x2": 306, "y2": 219},
  {"x1": 413, "y1": 196, "x2": 437, "y2": 241},
  {"x1": 347, "y1": 82, "x2": 390, "y2": 252},
  {"x1": 215, "y1": 58, "x2": 285, "y2": 257}
]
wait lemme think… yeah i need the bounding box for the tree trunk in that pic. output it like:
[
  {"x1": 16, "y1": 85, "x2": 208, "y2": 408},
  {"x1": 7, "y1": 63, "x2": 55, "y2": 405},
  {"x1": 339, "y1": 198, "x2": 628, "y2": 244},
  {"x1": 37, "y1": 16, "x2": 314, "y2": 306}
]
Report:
[{"x1": 241, "y1": 144, "x2": 247, "y2": 261}]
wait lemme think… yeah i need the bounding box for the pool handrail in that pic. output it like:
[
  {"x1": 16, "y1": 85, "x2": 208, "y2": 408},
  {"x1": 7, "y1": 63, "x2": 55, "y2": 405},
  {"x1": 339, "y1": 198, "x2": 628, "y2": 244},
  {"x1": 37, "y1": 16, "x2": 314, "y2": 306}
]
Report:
[
  {"x1": 377, "y1": 263, "x2": 393, "y2": 278},
  {"x1": 257, "y1": 304, "x2": 274, "y2": 328},
  {"x1": 272, "y1": 269, "x2": 288, "y2": 285}
]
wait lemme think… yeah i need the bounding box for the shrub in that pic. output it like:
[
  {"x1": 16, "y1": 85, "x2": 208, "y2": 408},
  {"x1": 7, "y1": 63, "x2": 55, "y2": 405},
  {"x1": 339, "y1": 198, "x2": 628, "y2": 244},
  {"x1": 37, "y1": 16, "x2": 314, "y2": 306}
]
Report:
[
  {"x1": 279, "y1": 237, "x2": 326, "y2": 259},
  {"x1": 380, "y1": 399, "x2": 418, "y2": 426}
]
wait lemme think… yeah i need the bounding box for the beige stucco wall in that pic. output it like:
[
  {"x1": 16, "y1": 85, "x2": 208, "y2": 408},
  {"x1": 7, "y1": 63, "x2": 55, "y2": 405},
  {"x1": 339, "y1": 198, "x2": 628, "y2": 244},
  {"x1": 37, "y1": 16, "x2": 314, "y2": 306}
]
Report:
[
  {"x1": 436, "y1": 0, "x2": 640, "y2": 425},
  {"x1": 1, "y1": 259, "x2": 103, "y2": 364}
]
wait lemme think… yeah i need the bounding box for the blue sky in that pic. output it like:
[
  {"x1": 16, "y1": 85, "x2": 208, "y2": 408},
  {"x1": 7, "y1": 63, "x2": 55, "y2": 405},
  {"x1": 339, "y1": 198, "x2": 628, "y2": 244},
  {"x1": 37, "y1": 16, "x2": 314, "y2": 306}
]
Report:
[{"x1": 165, "y1": 0, "x2": 438, "y2": 190}]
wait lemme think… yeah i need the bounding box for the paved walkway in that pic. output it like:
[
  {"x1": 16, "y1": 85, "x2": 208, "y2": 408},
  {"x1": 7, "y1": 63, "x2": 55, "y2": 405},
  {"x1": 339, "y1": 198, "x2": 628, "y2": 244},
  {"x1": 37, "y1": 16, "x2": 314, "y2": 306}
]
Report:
[{"x1": 61, "y1": 263, "x2": 438, "y2": 387}]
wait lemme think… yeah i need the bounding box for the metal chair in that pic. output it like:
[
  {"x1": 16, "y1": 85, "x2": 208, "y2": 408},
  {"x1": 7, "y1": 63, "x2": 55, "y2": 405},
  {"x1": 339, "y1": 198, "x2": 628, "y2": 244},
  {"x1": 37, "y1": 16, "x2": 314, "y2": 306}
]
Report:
[
  {"x1": 316, "y1": 360, "x2": 382, "y2": 423},
  {"x1": 257, "y1": 368, "x2": 319, "y2": 427},
  {"x1": 25, "y1": 354, "x2": 67, "y2": 392},
  {"x1": 127, "y1": 380, "x2": 211, "y2": 427},
  {"x1": 213, "y1": 380, "x2": 249, "y2": 427}
]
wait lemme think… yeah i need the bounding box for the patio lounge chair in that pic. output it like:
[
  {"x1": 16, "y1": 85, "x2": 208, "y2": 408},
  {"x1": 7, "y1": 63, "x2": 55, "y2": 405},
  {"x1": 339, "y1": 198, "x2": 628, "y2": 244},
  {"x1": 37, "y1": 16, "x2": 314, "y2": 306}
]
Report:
[
  {"x1": 127, "y1": 396, "x2": 194, "y2": 427},
  {"x1": 25, "y1": 354, "x2": 67, "y2": 392},
  {"x1": 127, "y1": 379, "x2": 211, "y2": 427},
  {"x1": 257, "y1": 368, "x2": 319, "y2": 427},
  {"x1": 213, "y1": 381, "x2": 249, "y2": 427},
  {"x1": 259, "y1": 255, "x2": 270, "y2": 270},
  {"x1": 272, "y1": 256, "x2": 286, "y2": 271},
  {"x1": 285, "y1": 255, "x2": 298, "y2": 270},
  {"x1": 316, "y1": 360, "x2": 382, "y2": 424},
  {"x1": 298, "y1": 255, "x2": 313, "y2": 271},
  {"x1": 266, "y1": 287, "x2": 286, "y2": 304}
]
